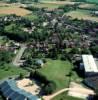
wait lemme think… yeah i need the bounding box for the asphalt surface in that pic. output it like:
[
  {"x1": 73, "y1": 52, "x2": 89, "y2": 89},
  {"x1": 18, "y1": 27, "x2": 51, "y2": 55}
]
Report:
[{"x1": 12, "y1": 44, "x2": 27, "y2": 66}]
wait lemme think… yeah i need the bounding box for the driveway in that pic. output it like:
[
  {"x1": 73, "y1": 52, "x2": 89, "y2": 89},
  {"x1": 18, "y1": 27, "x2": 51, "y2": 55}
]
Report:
[{"x1": 12, "y1": 44, "x2": 27, "y2": 66}]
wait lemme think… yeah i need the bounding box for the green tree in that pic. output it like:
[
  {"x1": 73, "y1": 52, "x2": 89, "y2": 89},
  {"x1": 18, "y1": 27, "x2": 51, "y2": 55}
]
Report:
[
  {"x1": 34, "y1": 0, "x2": 38, "y2": 3},
  {"x1": 43, "y1": 81, "x2": 56, "y2": 95},
  {"x1": 19, "y1": 73, "x2": 25, "y2": 79}
]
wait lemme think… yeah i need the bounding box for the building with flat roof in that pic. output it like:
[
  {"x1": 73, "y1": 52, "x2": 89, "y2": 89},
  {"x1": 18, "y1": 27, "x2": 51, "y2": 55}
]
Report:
[{"x1": 82, "y1": 55, "x2": 98, "y2": 77}]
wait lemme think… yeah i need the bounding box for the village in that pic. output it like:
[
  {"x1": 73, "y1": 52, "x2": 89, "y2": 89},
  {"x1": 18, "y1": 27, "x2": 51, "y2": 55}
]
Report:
[{"x1": 0, "y1": 0, "x2": 98, "y2": 100}]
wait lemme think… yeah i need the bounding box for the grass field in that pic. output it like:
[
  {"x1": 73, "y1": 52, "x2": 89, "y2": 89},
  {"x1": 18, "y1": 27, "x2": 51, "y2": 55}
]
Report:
[
  {"x1": 31, "y1": 3, "x2": 64, "y2": 9},
  {"x1": 79, "y1": 3, "x2": 98, "y2": 10},
  {"x1": 0, "y1": 64, "x2": 28, "y2": 80},
  {"x1": 52, "y1": 92, "x2": 84, "y2": 100},
  {"x1": 38, "y1": 59, "x2": 82, "y2": 91},
  {"x1": 86, "y1": 0, "x2": 98, "y2": 3},
  {"x1": 66, "y1": 9, "x2": 98, "y2": 22}
]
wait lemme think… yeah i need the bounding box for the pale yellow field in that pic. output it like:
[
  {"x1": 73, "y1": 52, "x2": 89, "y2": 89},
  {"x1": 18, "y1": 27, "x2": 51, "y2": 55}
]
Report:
[
  {"x1": 66, "y1": 10, "x2": 98, "y2": 22},
  {"x1": 79, "y1": 3, "x2": 98, "y2": 9},
  {"x1": 0, "y1": 6, "x2": 31, "y2": 16}
]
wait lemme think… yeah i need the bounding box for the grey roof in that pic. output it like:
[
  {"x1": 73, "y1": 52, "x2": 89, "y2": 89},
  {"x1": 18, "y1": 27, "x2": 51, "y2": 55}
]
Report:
[{"x1": 0, "y1": 79, "x2": 38, "y2": 100}]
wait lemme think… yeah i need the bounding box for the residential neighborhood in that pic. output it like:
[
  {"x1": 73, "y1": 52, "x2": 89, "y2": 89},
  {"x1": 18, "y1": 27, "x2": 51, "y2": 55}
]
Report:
[{"x1": 0, "y1": 0, "x2": 98, "y2": 100}]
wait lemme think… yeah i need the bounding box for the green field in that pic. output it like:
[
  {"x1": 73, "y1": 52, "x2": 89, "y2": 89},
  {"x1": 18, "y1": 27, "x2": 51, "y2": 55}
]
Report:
[
  {"x1": 38, "y1": 59, "x2": 82, "y2": 91},
  {"x1": 52, "y1": 92, "x2": 84, "y2": 100},
  {"x1": 24, "y1": 13, "x2": 38, "y2": 21},
  {"x1": 66, "y1": 9, "x2": 98, "y2": 22},
  {"x1": 0, "y1": 64, "x2": 28, "y2": 80},
  {"x1": 86, "y1": 0, "x2": 98, "y2": 3}
]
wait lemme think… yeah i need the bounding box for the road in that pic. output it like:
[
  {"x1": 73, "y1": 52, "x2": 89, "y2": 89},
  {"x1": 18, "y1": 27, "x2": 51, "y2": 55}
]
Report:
[{"x1": 12, "y1": 44, "x2": 27, "y2": 66}]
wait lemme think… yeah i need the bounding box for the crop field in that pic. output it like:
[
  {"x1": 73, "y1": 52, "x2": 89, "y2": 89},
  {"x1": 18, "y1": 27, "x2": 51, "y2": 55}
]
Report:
[
  {"x1": 0, "y1": 3, "x2": 31, "y2": 16},
  {"x1": 79, "y1": 3, "x2": 98, "y2": 10},
  {"x1": 66, "y1": 9, "x2": 98, "y2": 22},
  {"x1": 0, "y1": 6, "x2": 31, "y2": 16},
  {"x1": 86, "y1": 0, "x2": 98, "y2": 3}
]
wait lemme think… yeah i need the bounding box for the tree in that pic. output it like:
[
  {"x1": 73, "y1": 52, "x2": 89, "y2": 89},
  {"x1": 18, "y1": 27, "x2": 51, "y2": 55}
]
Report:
[
  {"x1": 9, "y1": 0, "x2": 17, "y2": 3},
  {"x1": 29, "y1": 70, "x2": 35, "y2": 78},
  {"x1": 19, "y1": 73, "x2": 25, "y2": 79},
  {"x1": 34, "y1": 0, "x2": 39, "y2": 3},
  {"x1": 0, "y1": 51, "x2": 13, "y2": 64},
  {"x1": 70, "y1": 47, "x2": 80, "y2": 54},
  {"x1": 90, "y1": 46, "x2": 98, "y2": 56},
  {"x1": 43, "y1": 81, "x2": 56, "y2": 95}
]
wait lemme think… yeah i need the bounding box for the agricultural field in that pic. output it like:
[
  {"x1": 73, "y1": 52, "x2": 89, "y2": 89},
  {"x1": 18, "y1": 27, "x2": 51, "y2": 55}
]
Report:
[
  {"x1": 79, "y1": 3, "x2": 98, "y2": 10},
  {"x1": 86, "y1": 0, "x2": 98, "y2": 3},
  {"x1": 66, "y1": 9, "x2": 98, "y2": 22},
  {"x1": 38, "y1": 59, "x2": 82, "y2": 91},
  {"x1": 0, "y1": 6, "x2": 31, "y2": 16},
  {"x1": 0, "y1": 3, "x2": 31, "y2": 16}
]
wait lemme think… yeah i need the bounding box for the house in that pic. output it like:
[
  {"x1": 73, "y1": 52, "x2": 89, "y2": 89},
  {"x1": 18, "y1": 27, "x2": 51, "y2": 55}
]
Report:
[
  {"x1": 35, "y1": 59, "x2": 44, "y2": 67},
  {"x1": 0, "y1": 79, "x2": 39, "y2": 100},
  {"x1": 80, "y1": 55, "x2": 98, "y2": 77}
]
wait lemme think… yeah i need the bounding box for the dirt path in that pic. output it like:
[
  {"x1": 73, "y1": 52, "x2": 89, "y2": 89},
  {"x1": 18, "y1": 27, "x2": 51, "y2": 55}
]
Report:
[
  {"x1": 43, "y1": 88, "x2": 69, "y2": 100},
  {"x1": 43, "y1": 82, "x2": 95, "y2": 100}
]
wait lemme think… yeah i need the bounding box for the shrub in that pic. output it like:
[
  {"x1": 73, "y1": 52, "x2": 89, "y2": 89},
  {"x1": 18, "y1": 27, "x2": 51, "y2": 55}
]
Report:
[{"x1": 43, "y1": 81, "x2": 56, "y2": 95}]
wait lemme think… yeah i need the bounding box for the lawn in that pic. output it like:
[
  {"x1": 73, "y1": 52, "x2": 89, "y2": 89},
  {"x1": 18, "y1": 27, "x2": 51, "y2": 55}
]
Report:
[
  {"x1": 38, "y1": 59, "x2": 81, "y2": 91},
  {"x1": 0, "y1": 64, "x2": 28, "y2": 80},
  {"x1": 66, "y1": 9, "x2": 98, "y2": 22},
  {"x1": 52, "y1": 91, "x2": 84, "y2": 100}
]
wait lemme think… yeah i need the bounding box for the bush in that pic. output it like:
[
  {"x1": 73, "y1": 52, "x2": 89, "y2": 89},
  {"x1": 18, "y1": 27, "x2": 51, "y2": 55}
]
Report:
[
  {"x1": 19, "y1": 73, "x2": 25, "y2": 79},
  {"x1": 60, "y1": 55, "x2": 66, "y2": 61},
  {"x1": 42, "y1": 59, "x2": 47, "y2": 63},
  {"x1": 43, "y1": 81, "x2": 56, "y2": 95},
  {"x1": 31, "y1": 71, "x2": 49, "y2": 84},
  {"x1": 29, "y1": 70, "x2": 35, "y2": 78}
]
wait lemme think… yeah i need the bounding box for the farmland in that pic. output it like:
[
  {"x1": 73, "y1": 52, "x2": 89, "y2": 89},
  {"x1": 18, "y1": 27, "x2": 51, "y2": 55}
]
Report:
[
  {"x1": 66, "y1": 9, "x2": 98, "y2": 22},
  {"x1": 86, "y1": 0, "x2": 98, "y2": 3},
  {"x1": 0, "y1": 3, "x2": 31, "y2": 16},
  {"x1": 0, "y1": 6, "x2": 31, "y2": 16}
]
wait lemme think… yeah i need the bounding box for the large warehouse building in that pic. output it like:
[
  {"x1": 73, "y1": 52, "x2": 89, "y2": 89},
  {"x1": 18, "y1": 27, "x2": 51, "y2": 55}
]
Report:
[{"x1": 82, "y1": 55, "x2": 98, "y2": 77}]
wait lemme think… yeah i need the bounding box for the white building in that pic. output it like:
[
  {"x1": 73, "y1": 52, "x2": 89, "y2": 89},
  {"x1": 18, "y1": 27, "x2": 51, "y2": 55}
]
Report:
[{"x1": 82, "y1": 55, "x2": 98, "y2": 77}]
